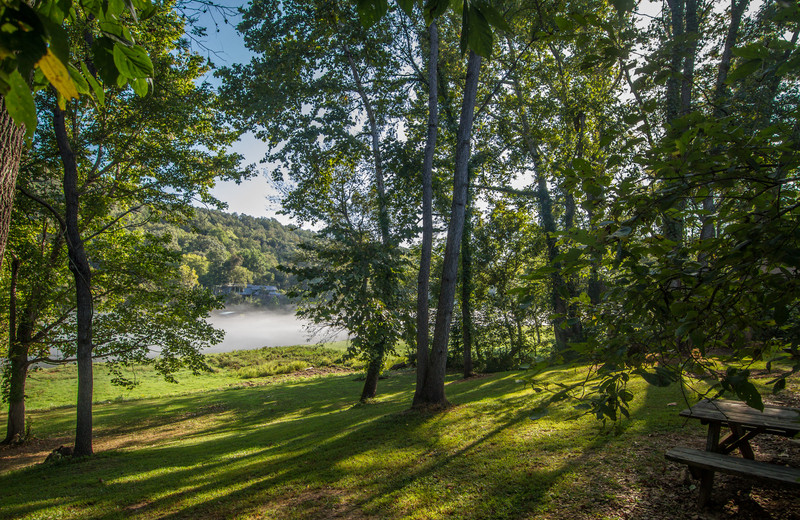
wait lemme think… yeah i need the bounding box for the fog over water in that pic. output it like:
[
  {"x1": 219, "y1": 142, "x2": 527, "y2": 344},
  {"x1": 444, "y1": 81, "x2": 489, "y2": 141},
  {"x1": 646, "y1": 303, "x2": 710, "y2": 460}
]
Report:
[{"x1": 205, "y1": 305, "x2": 348, "y2": 353}]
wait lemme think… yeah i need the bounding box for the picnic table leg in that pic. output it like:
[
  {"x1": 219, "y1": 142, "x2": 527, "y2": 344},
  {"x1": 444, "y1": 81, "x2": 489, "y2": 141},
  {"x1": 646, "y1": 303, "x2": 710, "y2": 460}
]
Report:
[
  {"x1": 730, "y1": 424, "x2": 755, "y2": 460},
  {"x1": 698, "y1": 422, "x2": 721, "y2": 507}
]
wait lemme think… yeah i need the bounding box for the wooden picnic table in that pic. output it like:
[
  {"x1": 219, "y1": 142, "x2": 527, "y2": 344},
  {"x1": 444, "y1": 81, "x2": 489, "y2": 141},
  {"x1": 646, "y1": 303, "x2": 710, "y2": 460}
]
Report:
[
  {"x1": 680, "y1": 398, "x2": 800, "y2": 459},
  {"x1": 666, "y1": 399, "x2": 800, "y2": 506}
]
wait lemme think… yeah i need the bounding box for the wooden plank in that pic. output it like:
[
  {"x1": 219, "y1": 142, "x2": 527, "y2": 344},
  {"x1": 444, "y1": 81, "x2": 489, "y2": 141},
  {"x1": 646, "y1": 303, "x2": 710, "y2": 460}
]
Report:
[
  {"x1": 679, "y1": 399, "x2": 800, "y2": 435},
  {"x1": 665, "y1": 447, "x2": 800, "y2": 486}
]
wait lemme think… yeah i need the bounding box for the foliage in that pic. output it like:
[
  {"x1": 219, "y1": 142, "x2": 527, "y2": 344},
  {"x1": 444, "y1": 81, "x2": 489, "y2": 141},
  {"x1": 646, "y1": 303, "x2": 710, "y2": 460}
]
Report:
[
  {"x1": 519, "y1": 1, "x2": 800, "y2": 419},
  {"x1": 147, "y1": 208, "x2": 312, "y2": 292},
  {"x1": 0, "y1": 0, "x2": 156, "y2": 136},
  {"x1": 285, "y1": 229, "x2": 412, "y2": 373},
  {"x1": 355, "y1": 0, "x2": 511, "y2": 57},
  {"x1": 1, "y1": 0, "x2": 246, "y2": 420}
]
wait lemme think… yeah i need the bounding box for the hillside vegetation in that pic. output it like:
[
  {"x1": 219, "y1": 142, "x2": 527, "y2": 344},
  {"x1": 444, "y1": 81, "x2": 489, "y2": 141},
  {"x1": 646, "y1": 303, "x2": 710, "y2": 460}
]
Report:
[{"x1": 149, "y1": 208, "x2": 313, "y2": 292}]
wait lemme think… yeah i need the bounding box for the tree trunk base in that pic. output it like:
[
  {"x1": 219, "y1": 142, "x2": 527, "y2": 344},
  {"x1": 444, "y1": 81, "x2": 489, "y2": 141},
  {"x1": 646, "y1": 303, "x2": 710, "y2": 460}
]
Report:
[{"x1": 410, "y1": 400, "x2": 452, "y2": 413}]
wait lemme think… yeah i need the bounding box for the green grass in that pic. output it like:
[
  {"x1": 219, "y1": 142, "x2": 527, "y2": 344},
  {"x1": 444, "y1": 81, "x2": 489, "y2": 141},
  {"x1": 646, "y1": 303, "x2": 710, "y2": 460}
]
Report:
[
  {"x1": 1, "y1": 355, "x2": 796, "y2": 520},
  {"x1": 21, "y1": 343, "x2": 374, "y2": 411}
]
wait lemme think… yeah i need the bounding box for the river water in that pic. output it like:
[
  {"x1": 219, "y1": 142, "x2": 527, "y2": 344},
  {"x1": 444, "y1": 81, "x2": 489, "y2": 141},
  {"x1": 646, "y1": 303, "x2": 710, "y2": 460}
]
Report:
[{"x1": 204, "y1": 305, "x2": 348, "y2": 353}]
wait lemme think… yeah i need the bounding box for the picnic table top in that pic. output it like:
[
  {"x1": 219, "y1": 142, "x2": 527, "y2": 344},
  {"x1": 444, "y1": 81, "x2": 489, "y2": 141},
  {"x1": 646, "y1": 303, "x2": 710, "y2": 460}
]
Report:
[{"x1": 680, "y1": 399, "x2": 800, "y2": 436}]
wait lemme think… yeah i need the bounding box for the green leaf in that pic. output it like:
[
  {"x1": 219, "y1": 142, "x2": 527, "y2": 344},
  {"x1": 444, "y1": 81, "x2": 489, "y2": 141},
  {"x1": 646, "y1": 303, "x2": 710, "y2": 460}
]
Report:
[
  {"x1": 773, "y1": 377, "x2": 787, "y2": 395},
  {"x1": 67, "y1": 63, "x2": 89, "y2": 94},
  {"x1": 611, "y1": 226, "x2": 632, "y2": 238},
  {"x1": 423, "y1": 0, "x2": 450, "y2": 23},
  {"x1": 81, "y1": 61, "x2": 105, "y2": 105},
  {"x1": 40, "y1": 19, "x2": 71, "y2": 65},
  {"x1": 473, "y1": 1, "x2": 511, "y2": 32},
  {"x1": 396, "y1": 0, "x2": 417, "y2": 17},
  {"x1": 726, "y1": 59, "x2": 762, "y2": 83},
  {"x1": 80, "y1": 0, "x2": 105, "y2": 18},
  {"x1": 4, "y1": 69, "x2": 36, "y2": 137},
  {"x1": 454, "y1": 3, "x2": 497, "y2": 57},
  {"x1": 130, "y1": 76, "x2": 149, "y2": 96},
  {"x1": 356, "y1": 0, "x2": 388, "y2": 27},
  {"x1": 774, "y1": 301, "x2": 789, "y2": 325},
  {"x1": 735, "y1": 380, "x2": 763, "y2": 411},
  {"x1": 634, "y1": 368, "x2": 674, "y2": 387},
  {"x1": 104, "y1": 0, "x2": 126, "y2": 19},
  {"x1": 112, "y1": 42, "x2": 153, "y2": 80},
  {"x1": 91, "y1": 37, "x2": 120, "y2": 85},
  {"x1": 610, "y1": 0, "x2": 635, "y2": 17},
  {"x1": 732, "y1": 44, "x2": 769, "y2": 60}
]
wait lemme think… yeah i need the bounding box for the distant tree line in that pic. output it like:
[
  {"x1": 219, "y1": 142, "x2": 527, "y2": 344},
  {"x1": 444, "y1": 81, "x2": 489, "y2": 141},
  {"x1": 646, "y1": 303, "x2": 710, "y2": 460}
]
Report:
[{"x1": 147, "y1": 208, "x2": 313, "y2": 293}]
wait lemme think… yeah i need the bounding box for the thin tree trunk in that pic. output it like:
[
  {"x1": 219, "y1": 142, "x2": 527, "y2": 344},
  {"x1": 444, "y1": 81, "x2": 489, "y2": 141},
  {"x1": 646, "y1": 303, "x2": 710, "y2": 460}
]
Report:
[
  {"x1": 3, "y1": 256, "x2": 25, "y2": 444},
  {"x1": 665, "y1": 0, "x2": 686, "y2": 127},
  {"x1": 360, "y1": 353, "x2": 382, "y2": 401},
  {"x1": 414, "y1": 51, "x2": 481, "y2": 407},
  {"x1": 701, "y1": 0, "x2": 749, "y2": 241},
  {"x1": 680, "y1": 0, "x2": 699, "y2": 117},
  {"x1": 54, "y1": 106, "x2": 94, "y2": 457},
  {"x1": 461, "y1": 179, "x2": 474, "y2": 378},
  {"x1": 0, "y1": 99, "x2": 26, "y2": 269},
  {"x1": 507, "y1": 44, "x2": 572, "y2": 353},
  {"x1": 414, "y1": 20, "x2": 439, "y2": 402},
  {"x1": 344, "y1": 42, "x2": 393, "y2": 401}
]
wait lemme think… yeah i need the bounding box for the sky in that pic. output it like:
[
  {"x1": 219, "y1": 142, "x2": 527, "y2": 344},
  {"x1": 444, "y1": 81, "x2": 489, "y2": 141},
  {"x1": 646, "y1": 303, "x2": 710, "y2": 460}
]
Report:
[{"x1": 188, "y1": 4, "x2": 289, "y2": 223}]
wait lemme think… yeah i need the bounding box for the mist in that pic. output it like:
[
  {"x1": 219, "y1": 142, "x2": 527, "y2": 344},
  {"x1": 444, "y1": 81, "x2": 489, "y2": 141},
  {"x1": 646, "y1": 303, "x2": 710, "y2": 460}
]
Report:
[{"x1": 204, "y1": 305, "x2": 348, "y2": 353}]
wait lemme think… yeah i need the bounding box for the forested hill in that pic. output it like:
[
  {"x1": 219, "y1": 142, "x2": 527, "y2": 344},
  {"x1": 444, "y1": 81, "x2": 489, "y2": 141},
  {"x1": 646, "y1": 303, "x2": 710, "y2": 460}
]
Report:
[{"x1": 149, "y1": 208, "x2": 313, "y2": 291}]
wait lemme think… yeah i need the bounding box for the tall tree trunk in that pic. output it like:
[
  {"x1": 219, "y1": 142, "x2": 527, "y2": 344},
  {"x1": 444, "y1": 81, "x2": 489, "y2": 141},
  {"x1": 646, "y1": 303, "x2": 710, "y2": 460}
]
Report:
[
  {"x1": 663, "y1": 0, "x2": 699, "y2": 244},
  {"x1": 3, "y1": 256, "x2": 26, "y2": 444},
  {"x1": 507, "y1": 46, "x2": 572, "y2": 353},
  {"x1": 0, "y1": 100, "x2": 26, "y2": 269},
  {"x1": 461, "y1": 178, "x2": 474, "y2": 378},
  {"x1": 701, "y1": 0, "x2": 750, "y2": 241},
  {"x1": 413, "y1": 51, "x2": 481, "y2": 408},
  {"x1": 54, "y1": 106, "x2": 94, "y2": 457},
  {"x1": 414, "y1": 20, "x2": 439, "y2": 402},
  {"x1": 344, "y1": 42, "x2": 394, "y2": 401},
  {"x1": 665, "y1": 0, "x2": 686, "y2": 127}
]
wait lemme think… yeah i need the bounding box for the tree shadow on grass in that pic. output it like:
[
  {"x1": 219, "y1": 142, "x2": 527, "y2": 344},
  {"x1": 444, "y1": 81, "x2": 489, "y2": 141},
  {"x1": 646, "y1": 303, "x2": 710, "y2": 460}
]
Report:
[{"x1": 0, "y1": 370, "x2": 620, "y2": 520}]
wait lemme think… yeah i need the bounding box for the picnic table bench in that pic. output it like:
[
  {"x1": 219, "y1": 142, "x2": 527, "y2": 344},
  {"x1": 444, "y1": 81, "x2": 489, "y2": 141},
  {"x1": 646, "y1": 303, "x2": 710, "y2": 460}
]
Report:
[{"x1": 665, "y1": 399, "x2": 800, "y2": 506}]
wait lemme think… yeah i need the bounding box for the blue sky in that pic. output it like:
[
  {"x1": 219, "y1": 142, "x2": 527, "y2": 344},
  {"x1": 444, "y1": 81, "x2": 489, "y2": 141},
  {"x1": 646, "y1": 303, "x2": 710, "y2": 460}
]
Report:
[{"x1": 190, "y1": 4, "x2": 290, "y2": 224}]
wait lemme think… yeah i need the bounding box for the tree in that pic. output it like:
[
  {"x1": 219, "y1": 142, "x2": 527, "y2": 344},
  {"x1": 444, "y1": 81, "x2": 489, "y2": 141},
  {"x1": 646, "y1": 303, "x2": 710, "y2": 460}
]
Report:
[
  {"x1": 283, "y1": 160, "x2": 411, "y2": 400},
  {"x1": 0, "y1": 0, "x2": 157, "y2": 269},
  {"x1": 221, "y1": 0, "x2": 421, "y2": 399},
  {"x1": 2, "y1": 0, "x2": 244, "y2": 451},
  {"x1": 528, "y1": 1, "x2": 800, "y2": 420}
]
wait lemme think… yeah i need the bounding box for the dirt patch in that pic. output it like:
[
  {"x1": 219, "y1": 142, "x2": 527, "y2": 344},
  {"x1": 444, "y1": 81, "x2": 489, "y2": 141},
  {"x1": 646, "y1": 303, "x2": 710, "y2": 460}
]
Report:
[
  {"x1": 269, "y1": 487, "x2": 373, "y2": 519},
  {"x1": 0, "y1": 436, "x2": 72, "y2": 474},
  {"x1": 538, "y1": 424, "x2": 800, "y2": 520}
]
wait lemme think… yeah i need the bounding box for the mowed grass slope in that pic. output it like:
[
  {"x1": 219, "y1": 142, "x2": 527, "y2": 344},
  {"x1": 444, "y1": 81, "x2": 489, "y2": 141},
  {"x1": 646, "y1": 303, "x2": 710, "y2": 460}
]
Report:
[{"x1": 0, "y1": 359, "x2": 797, "y2": 520}]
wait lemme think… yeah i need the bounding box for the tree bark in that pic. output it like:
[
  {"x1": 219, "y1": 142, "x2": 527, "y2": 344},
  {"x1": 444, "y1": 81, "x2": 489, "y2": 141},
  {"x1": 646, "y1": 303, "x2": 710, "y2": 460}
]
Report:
[
  {"x1": 360, "y1": 353, "x2": 382, "y2": 401},
  {"x1": 507, "y1": 47, "x2": 573, "y2": 353},
  {"x1": 344, "y1": 42, "x2": 394, "y2": 401},
  {"x1": 0, "y1": 99, "x2": 26, "y2": 269},
  {"x1": 414, "y1": 20, "x2": 439, "y2": 401},
  {"x1": 54, "y1": 106, "x2": 94, "y2": 457},
  {"x1": 3, "y1": 256, "x2": 26, "y2": 444},
  {"x1": 701, "y1": 0, "x2": 749, "y2": 241},
  {"x1": 461, "y1": 178, "x2": 474, "y2": 378},
  {"x1": 413, "y1": 51, "x2": 481, "y2": 407}
]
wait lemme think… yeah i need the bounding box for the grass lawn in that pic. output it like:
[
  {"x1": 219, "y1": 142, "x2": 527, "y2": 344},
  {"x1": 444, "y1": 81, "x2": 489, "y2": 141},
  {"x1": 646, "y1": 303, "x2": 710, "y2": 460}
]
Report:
[{"x1": 1, "y1": 357, "x2": 798, "y2": 520}]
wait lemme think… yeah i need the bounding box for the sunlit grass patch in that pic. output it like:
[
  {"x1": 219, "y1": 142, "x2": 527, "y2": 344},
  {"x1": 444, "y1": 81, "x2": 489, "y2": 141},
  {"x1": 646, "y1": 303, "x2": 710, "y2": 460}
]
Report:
[{"x1": 1, "y1": 359, "x2": 796, "y2": 520}]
